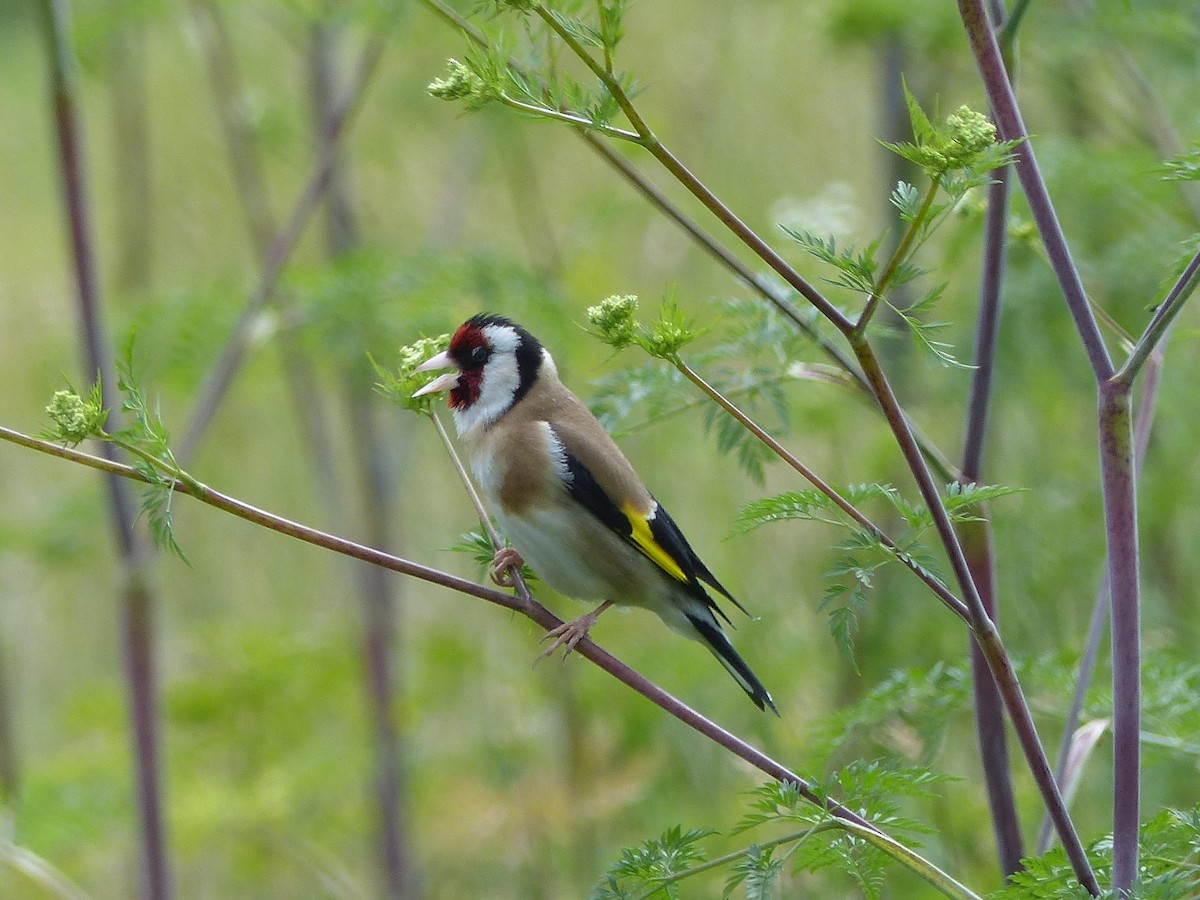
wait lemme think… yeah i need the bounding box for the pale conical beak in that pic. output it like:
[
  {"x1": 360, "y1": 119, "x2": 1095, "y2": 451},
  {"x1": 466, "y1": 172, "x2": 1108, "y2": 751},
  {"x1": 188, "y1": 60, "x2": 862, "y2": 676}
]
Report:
[{"x1": 411, "y1": 350, "x2": 460, "y2": 397}]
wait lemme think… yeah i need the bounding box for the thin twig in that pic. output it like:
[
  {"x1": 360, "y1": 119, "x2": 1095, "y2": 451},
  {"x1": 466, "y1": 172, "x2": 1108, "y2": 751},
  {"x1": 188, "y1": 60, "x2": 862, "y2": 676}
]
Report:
[
  {"x1": 430, "y1": 411, "x2": 536, "y2": 607},
  {"x1": 676, "y1": 360, "x2": 970, "y2": 623},
  {"x1": 855, "y1": 178, "x2": 940, "y2": 331},
  {"x1": 1116, "y1": 245, "x2": 1200, "y2": 387},
  {"x1": 176, "y1": 33, "x2": 388, "y2": 463},
  {"x1": 1, "y1": 424, "x2": 898, "y2": 842}
]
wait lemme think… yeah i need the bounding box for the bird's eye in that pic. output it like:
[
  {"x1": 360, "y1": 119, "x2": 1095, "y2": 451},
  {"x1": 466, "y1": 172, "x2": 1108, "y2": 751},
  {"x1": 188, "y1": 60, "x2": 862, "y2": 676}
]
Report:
[{"x1": 468, "y1": 345, "x2": 490, "y2": 366}]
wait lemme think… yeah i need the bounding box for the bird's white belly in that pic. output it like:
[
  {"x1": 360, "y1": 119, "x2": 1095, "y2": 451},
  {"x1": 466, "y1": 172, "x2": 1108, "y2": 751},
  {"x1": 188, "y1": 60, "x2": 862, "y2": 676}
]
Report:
[
  {"x1": 496, "y1": 505, "x2": 617, "y2": 600},
  {"x1": 494, "y1": 503, "x2": 673, "y2": 616}
]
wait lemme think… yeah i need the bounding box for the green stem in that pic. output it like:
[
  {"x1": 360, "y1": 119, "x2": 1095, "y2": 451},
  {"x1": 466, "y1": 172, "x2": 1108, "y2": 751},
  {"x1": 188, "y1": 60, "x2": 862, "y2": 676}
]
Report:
[
  {"x1": 595, "y1": 0, "x2": 614, "y2": 74},
  {"x1": 636, "y1": 819, "x2": 982, "y2": 900},
  {"x1": 533, "y1": 3, "x2": 653, "y2": 138},
  {"x1": 498, "y1": 93, "x2": 641, "y2": 141},
  {"x1": 430, "y1": 411, "x2": 536, "y2": 605},
  {"x1": 531, "y1": 2, "x2": 853, "y2": 330},
  {"x1": 675, "y1": 359, "x2": 970, "y2": 623},
  {"x1": 857, "y1": 177, "x2": 940, "y2": 332}
]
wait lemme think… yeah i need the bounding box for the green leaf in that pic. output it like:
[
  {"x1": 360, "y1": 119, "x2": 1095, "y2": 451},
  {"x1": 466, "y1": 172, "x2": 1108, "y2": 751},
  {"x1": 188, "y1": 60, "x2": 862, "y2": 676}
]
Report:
[
  {"x1": 593, "y1": 826, "x2": 716, "y2": 898},
  {"x1": 887, "y1": 284, "x2": 973, "y2": 369},
  {"x1": 110, "y1": 339, "x2": 191, "y2": 564},
  {"x1": 781, "y1": 228, "x2": 879, "y2": 295},
  {"x1": 812, "y1": 662, "x2": 972, "y2": 763},
  {"x1": 820, "y1": 582, "x2": 866, "y2": 672},
  {"x1": 724, "y1": 844, "x2": 783, "y2": 899},
  {"x1": 991, "y1": 806, "x2": 1200, "y2": 898},
  {"x1": 1160, "y1": 147, "x2": 1200, "y2": 182},
  {"x1": 449, "y1": 528, "x2": 538, "y2": 585},
  {"x1": 890, "y1": 181, "x2": 922, "y2": 221}
]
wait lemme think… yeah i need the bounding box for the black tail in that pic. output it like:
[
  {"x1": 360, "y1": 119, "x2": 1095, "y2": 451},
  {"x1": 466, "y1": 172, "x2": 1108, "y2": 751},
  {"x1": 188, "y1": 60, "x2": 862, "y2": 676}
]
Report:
[{"x1": 687, "y1": 612, "x2": 779, "y2": 715}]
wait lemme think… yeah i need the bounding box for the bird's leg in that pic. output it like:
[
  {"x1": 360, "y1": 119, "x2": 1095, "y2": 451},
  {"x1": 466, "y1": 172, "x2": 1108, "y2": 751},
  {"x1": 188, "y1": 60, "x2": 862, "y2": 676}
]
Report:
[
  {"x1": 537, "y1": 600, "x2": 615, "y2": 661},
  {"x1": 489, "y1": 547, "x2": 524, "y2": 588}
]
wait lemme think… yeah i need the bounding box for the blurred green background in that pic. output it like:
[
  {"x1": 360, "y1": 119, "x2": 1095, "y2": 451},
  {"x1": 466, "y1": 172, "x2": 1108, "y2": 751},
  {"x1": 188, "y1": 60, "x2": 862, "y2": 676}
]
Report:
[{"x1": 1, "y1": 0, "x2": 1199, "y2": 896}]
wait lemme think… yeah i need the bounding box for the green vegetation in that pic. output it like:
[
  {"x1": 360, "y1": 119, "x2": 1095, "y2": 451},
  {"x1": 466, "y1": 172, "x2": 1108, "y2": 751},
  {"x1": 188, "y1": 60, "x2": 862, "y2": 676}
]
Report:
[{"x1": 2, "y1": 0, "x2": 1200, "y2": 897}]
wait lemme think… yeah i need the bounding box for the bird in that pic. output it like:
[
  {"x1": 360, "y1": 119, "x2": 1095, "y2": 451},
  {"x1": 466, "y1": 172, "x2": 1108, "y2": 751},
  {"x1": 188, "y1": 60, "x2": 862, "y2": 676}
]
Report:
[{"x1": 413, "y1": 313, "x2": 777, "y2": 714}]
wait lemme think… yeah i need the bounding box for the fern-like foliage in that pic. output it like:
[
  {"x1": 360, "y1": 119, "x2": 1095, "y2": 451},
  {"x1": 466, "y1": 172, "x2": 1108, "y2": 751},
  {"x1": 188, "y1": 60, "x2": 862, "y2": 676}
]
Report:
[
  {"x1": 590, "y1": 826, "x2": 716, "y2": 899},
  {"x1": 990, "y1": 807, "x2": 1200, "y2": 899},
  {"x1": 449, "y1": 528, "x2": 538, "y2": 585},
  {"x1": 886, "y1": 283, "x2": 972, "y2": 369},
  {"x1": 592, "y1": 760, "x2": 955, "y2": 900},
  {"x1": 112, "y1": 346, "x2": 191, "y2": 563},
  {"x1": 737, "y1": 482, "x2": 1019, "y2": 665},
  {"x1": 723, "y1": 843, "x2": 784, "y2": 899},
  {"x1": 1159, "y1": 146, "x2": 1200, "y2": 182},
  {"x1": 813, "y1": 662, "x2": 973, "y2": 764},
  {"x1": 735, "y1": 762, "x2": 953, "y2": 900},
  {"x1": 782, "y1": 229, "x2": 881, "y2": 296}
]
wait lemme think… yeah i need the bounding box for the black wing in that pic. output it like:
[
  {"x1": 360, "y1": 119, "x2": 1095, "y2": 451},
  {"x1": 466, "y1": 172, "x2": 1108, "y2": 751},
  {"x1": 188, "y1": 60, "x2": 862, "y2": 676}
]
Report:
[{"x1": 559, "y1": 445, "x2": 748, "y2": 623}]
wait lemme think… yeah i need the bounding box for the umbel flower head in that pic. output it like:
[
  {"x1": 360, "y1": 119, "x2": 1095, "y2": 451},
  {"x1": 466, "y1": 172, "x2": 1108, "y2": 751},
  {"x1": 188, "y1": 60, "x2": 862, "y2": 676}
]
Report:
[
  {"x1": 427, "y1": 59, "x2": 484, "y2": 102},
  {"x1": 940, "y1": 106, "x2": 998, "y2": 169},
  {"x1": 427, "y1": 58, "x2": 501, "y2": 111},
  {"x1": 586, "y1": 295, "x2": 699, "y2": 361},
  {"x1": 45, "y1": 385, "x2": 107, "y2": 446},
  {"x1": 586, "y1": 295, "x2": 640, "y2": 350},
  {"x1": 374, "y1": 334, "x2": 451, "y2": 414},
  {"x1": 884, "y1": 85, "x2": 1009, "y2": 180}
]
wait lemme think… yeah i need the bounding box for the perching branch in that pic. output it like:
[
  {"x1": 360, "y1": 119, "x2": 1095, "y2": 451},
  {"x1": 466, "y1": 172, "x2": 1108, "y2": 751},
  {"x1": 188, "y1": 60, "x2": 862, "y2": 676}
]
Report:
[{"x1": 0, "y1": 423, "x2": 908, "y2": 848}]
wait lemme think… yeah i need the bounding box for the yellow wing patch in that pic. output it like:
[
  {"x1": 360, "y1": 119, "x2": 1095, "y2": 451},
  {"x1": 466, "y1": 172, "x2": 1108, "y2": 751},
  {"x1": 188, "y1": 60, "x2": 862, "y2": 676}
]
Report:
[{"x1": 621, "y1": 502, "x2": 688, "y2": 584}]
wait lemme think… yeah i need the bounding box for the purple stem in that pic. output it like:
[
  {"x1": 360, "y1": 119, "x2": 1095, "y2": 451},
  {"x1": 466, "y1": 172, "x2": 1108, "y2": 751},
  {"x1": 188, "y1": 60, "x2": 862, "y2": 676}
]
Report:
[
  {"x1": 957, "y1": 2, "x2": 1150, "y2": 888},
  {"x1": 41, "y1": 2, "x2": 172, "y2": 897},
  {"x1": 956, "y1": 0, "x2": 1113, "y2": 383},
  {"x1": 1038, "y1": 351, "x2": 1160, "y2": 855},
  {"x1": 0, "y1": 640, "x2": 18, "y2": 803},
  {"x1": 311, "y1": 21, "x2": 414, "y2": 897},
  {"x1": 176, "y1": 34, "x2": 387, "y2": 463},
  {"x1": 1097, "y1": 383, "x2": 1140, "y2": 889},
  {"x1": 962, "y1": 168, "x2": 1024, "y2": 879}
]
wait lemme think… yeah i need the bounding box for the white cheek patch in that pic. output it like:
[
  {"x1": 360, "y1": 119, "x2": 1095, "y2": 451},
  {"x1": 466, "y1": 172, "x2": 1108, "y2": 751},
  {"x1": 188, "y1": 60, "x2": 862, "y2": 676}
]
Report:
[
  {"x1": 451, "y1": 324, "x2": 525, "y2": 436},
  {"x1": 453, "y1": 354, "x2": 519, "y2": 435}
]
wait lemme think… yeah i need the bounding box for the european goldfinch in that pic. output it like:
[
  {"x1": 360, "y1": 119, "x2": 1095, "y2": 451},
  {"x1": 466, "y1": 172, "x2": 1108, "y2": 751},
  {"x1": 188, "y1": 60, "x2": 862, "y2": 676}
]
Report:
[{"x1": 414, "y1": 314, "x2": 777, "y2": 714}]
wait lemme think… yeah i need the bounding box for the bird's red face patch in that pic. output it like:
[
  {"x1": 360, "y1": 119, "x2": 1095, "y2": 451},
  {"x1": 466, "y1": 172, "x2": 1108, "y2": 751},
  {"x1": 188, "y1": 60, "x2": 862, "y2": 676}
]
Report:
[{"x1": 446, "y1": 322, "x2": 491, "y2": 409}]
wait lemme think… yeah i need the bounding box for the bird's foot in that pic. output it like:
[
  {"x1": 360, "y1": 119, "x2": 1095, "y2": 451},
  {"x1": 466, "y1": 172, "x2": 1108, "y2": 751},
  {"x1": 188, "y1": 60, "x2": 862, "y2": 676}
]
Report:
[
  {"x1": 489, "y1": 547, "x2": 524, "y2": 588},
  {"x1": 537, "y1": 600, "x2": 614, "y2": 661}
]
